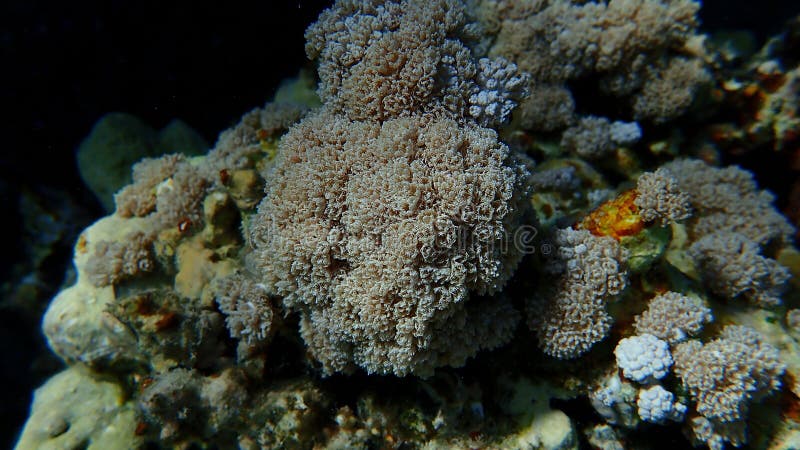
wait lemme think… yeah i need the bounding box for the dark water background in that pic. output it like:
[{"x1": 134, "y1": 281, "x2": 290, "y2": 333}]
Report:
[{"x1": 1, "y1": 0, "x2": 799, "y2": 448}]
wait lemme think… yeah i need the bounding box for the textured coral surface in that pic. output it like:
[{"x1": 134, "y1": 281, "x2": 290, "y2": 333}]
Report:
[{"x1": 16, "y1": 1, "x2": 800, "y2": 450}]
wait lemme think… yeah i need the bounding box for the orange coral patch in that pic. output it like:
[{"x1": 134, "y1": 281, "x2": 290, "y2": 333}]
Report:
[{"x1": 579, "y1": 189, "x2": 644, "y2": 240}]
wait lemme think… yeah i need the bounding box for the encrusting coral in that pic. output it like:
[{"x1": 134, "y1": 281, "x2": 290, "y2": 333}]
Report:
[{"x1": 214, "y1": 272, "x2": 276, "y2": 348}]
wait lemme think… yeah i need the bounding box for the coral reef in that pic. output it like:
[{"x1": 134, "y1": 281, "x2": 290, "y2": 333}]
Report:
[
  {"x1": 690, "y1": 231, "x2": 791, "y2": 307},
  {"x1": 84, "y1": 231, "x2": 156, "y2": 287},
  {"x1": 663, "y1": 158, "x2": 795, "y2": 246},
  {"x1": 661, "y1": 159, "x2": 795, "y2": 308},
  {"x1": 17, "y1": 2, "x2": 800, "y2": 450},
  {"x1": 560, "y1": 116, "x2": 642, "y2": 160},
  {"x1": 214, "y1": 272, "x2": 276, "y2": 348},
  {"x1": 247, "y1": 0, "x2": 534, "y2": 377}
]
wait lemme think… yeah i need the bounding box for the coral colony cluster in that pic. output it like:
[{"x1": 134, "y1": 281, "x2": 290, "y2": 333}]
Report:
[{"x1": 15, "y1": 1, "x2": 800, "y2": 449}]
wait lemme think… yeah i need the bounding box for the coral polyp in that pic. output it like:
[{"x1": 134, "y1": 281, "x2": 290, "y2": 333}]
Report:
[{"x1": 14, "y1": 1, "x2": 800, "y2": 449}]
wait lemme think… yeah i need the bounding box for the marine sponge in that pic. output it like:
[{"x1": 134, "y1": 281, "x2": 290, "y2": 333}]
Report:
[
  {"x1": 633, "y1": 168, "x2": 691, "y2": 226},
  {"x1": 527, "y1": 227, "x2": 628, "y2": 359},
  {"x1": 614, "y1": 334, "x2": 672, "y2": 383},
  {"x1": 689, "y1": 231, "x2": 790, "y2": 307},
  {"x1": 633, "y1": 291, "x2": 712, "y2": 344},
  {"x1": 249, "y1": 111, "x2": 530, "y2": 376}
]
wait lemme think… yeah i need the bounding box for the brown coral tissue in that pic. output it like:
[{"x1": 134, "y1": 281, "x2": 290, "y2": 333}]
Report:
[{"x1": 249, "y1": 111, "x2": 531, "y2": 376}]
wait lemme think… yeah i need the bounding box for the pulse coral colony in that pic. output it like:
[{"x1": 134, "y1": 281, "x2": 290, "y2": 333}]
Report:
[{"x1": 18, "y1": 1, "x2": 800, "y2": 449}]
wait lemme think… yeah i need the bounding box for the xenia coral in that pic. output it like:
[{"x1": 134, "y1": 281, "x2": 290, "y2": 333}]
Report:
[
  {"x1": 631, "y1": 56, "x2": 711, "y2": 123},
  {"x1": 26, "y1": 2, "x2": 800, "y2": 450},
  {"x1": 85, "y1": 231, "x2": 155, "y2": 287},
  {"x1": 245, "y1": 0, "x2": 533, "y2": 377},
  {"x1": 636, "y1": 385, "x2": 686, "y2": 424},
  {"x1": 114, "y1": 154, "x2": 184, "y2": 218},
  {"x1": 305, "y1": 0, "x2": 528, "y2": 125},
  {"x1": 614, "y1": 334, "x2": 673, "y2": 383},
  {"x1": 204, "y1": 101, "x2": 308, "y2": 178},
  {"x1": 662, "y1": 159, "x2": 794, "y2": 307},
  {"x1": 560, "y1": 116, "x2": 642, "y2": 159},
  {"x1": 689, "y1": 231, "x2": 791, "y2": 307},
  {"x1": 486, "y1": 0, "x2": 709, "y2": 129},
  {"x1": 214, "y1": 272, "x2": 276, "y2": 347},
  {"x1": 663, "y1": 158, "x2": 795, "y2": 246},
  {"x1": 249, "y1": 112, "x2": 530, "y2": 376},
  {"x1": 113, "y1": 154, "x2": 209, "y2": 231},
  {"x1": 527, "y1": 227, "x2": 628, "y2": 359},
  {"x1": 633, "y1": 291, "x2": 712, "y2": 344},
  {"x1": 673, "y1": 326, "x2": 785, "y2": 449},
  {"x1": 675, "y1": 326, "x2": 784, "y2": 421},
  {"x1": 633, "y1": 168, "x2": 691, "y2": 226}
]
